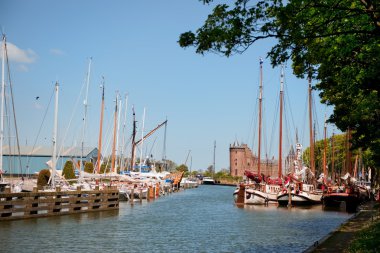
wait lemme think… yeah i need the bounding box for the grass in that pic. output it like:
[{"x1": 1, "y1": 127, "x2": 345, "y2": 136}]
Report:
[{"x1": 347, "y1": 214, "x2": 380, "y2": 253}]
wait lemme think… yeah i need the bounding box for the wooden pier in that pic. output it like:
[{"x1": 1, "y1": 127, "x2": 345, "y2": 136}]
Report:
[{"x1": 0, "y1": 186, "x2": 119, "y2": 221}]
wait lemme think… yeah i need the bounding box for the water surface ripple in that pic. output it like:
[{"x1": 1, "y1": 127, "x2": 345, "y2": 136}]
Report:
[{"x1": 0, "y1": 185, "x2": 351, "y2": 253}]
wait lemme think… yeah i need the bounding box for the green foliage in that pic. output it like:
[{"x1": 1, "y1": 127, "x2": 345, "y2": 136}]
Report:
[
  {"x1": 99, "y1": 163, "x2": 110, "y2": 174},
  {"x1": 303, "y1": 133, "x2": 375, "y2": 179},
  {"x1": 303, "y1": 133, "x2": 348, "y2": 176},
  {"x1": 84, "y1": 162, "x2": 94, "y2": 173},
  {"x1": 180, "y1": 0, "x2": 380, "y2": 167},
  {"x1": 206, "y1": 165, "x2": 214, "y2": 174},
  {"x1": 176, "y1": 164, "x2": 188, "y2": 172},
  {"x1": 213, "y1": 168, "x2": 242, "y2": 184},
  {"x1": 37, "y1": 169, "x2": 51, "y2": 188},
  {"x1": 348, "y1": 220, "x2": 380, "y2": 253},
  {"x1": 62, "y1": 161, "x2": 76, "y2": 180},
  {"x1": 203, "y1": 170, "x2": 212, "y2": 177}
]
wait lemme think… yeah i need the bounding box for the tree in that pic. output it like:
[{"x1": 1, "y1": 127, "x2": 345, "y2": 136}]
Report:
[
  {"x1": 179, "y1": 0, "x2": 380, "y2": 167},
  {"x1": 206, "y1": 165, "x2": 214, "y2": 174},
  {"x1": 176, "y1": 164, "x2": 189, "y2": 172},
  {"x1": 303, "y1": 133, "x2": 352, "y2": 178},
  {"x1": 62, "y1": 160, "x2": 76, "y2": 181}
]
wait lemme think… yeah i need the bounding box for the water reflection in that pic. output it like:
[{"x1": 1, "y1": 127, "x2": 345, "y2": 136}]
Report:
[{"x1": 0, "y1": 185, "x2": 352, "y2": 253}]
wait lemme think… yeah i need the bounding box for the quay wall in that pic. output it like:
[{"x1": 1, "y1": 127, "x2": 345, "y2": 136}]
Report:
[{"x1": 0, "y1": 186, "x2": 119, "y2": 221}]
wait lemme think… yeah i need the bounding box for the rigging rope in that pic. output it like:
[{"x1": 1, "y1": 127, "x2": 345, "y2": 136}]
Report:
[
  {"x1": 26, "y1": 85, "x2": 55, "y2": 170},
  {"x1": 4, "y1": 40, "x2": 23, "y2": 176}
]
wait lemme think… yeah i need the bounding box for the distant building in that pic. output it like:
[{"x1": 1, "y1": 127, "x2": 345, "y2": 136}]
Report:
[
  {"x1": 229, "y1": 141, "x2": 279, "y2": 178},
  {"x1": 2, "y1": 146, "x2": 98, "y2": 175}
]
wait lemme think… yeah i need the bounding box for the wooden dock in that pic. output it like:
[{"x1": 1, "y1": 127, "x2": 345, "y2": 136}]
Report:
[{"x1": 0, "y1": 186, "x2": 119, "y2": 221}]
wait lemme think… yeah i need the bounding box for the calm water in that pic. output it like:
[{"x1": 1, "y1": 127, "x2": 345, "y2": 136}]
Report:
[{"x1": 1, "y1": 185, "x2": 351, "y2": 253}]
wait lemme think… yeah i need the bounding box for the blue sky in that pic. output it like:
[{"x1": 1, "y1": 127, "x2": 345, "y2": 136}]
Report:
[{"x1": 0, "y1": 1, "x2": 335, "y2": 172}]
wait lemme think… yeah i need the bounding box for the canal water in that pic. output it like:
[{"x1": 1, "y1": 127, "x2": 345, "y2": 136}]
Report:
[{"x1": 1, "y1": 185, "x2": 351, "y2": 253}]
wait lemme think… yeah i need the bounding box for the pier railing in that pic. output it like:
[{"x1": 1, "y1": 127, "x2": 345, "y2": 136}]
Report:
[{"x1": 0, "y1": 186, "x2": 119, "y2": 221}]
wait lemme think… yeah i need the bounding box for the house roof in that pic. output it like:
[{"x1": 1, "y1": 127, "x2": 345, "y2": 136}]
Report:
[{"x1": 3, "y1": 145, "x2": 97, "y2": 157}]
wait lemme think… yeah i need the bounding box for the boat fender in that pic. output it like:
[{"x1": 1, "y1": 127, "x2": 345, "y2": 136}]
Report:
[{"x1": 282, "y1": 189, "x2": 287, "y2": 194}]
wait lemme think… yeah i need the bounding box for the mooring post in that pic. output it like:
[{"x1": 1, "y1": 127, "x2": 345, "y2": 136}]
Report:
[
  {"x1": 131, "y1": 188, "x2": 134, "y2": 205},
  {"x1": 287, "y1": 184, "x2": 292, "y2": 208}
]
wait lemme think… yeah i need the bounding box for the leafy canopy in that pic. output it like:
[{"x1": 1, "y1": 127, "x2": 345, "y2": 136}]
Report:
[{"x1": 179, "y1": 0, "x2": 380, "y2": 166}]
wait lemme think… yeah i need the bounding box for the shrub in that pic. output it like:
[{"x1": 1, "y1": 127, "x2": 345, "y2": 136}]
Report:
[
  {"x1": 37, "y1": 169, "x2": 51, "y2": 189},
  {"x1": 99, "y1": 163, "x2": 109, "y2": 174},
  {"x1": 84, "y1": 162, "x2": 94, "y2": 173},
  {"x1": 62, "y1": 160, "x2": 76, "y2": 180}
]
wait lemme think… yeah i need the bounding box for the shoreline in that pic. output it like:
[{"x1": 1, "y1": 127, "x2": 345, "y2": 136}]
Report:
[{"x1": 304, "y1": 201, "x2": 379, "y2": 253}]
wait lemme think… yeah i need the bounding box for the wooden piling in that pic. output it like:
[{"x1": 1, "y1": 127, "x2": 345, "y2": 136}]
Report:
[
  {"x1": 131, "y1": 188, "x2": 134, "y2": 205},
  {"x1": 236, "y1": 184, "x2": 245, "y2": 205}
]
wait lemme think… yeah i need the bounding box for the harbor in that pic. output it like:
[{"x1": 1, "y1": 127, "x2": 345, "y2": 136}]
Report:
[
  {"x1": 0, "y1": 185, "x2": 359, "y2": 253},
  {"x1": 1, "y1": 1, "x2": 379, "y2": 252}
]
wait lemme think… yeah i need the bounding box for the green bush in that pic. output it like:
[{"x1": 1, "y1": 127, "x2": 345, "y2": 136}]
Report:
[
  {"x1": 99, "y1": 163, "x2": 110, "y2": 174},
  {"x1": 84, "y1": 162, "x2": 94, "y2": 173},
  {"x1": 37, "y1": 169, "x2": 51, "y2": 189},
  {"x1": 62, "y1": 160, "x2": 76, "y2": 180}
]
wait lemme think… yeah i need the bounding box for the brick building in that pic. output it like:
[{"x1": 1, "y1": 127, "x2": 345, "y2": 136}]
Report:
[{"x1": 229, "y1": 141, "x2": 279, "y2": 178}]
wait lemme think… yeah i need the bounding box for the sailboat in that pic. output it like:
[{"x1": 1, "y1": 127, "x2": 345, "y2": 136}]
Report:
[
  {"x1": 0, "y1": 34, "x2": 28, "y2": 192},
  {"x1": 277, "y1": 75, "x2": 323, "y2": 206},
  {"x1": 322, "y1": 132, "x2": 369, "y2": 212},
  {"x1": 276, "y1": 143, "x2": 322, "y2": 206},
  {"x1": 234, "y1": 59, "x2": 282, "y2": 205},
  {"x1": 0, "y1": 34, "x2": 9, "y2": 192}
]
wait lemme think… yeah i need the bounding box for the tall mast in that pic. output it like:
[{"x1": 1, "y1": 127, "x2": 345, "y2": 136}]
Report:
[
  {"x1": 258, "y1": 58, "x2": 263, "y2": 175},
  {"x1": 354, "y1": 154, "x2": 358, "y2": 179},
  {"x1": 331, "y1": 131, "x2": 335, "y2": 181},
  {"x1": 323, "y1": 116, "x2": 327, "y2": 184},
  {"x1": 347, "y1": 128, "x2": 352, "y2": 175},
  {"x1": 51, "y1": 82, "x2": 59, "y2": 188},
  {"x1": 131, "y1": 106, "x2": 136, "y2": 170},
  {"x1": 120, "y1": 94, "x2": 128, "y2": 172},
  {"x1": 213, "y1": 140, "x2": 216, "y2": 176},
  {"x1": 308, "y1": 75, "x2": 315, "y2": 177},
  {"x1": 0, "y1": 35, "x2": 5, "y2": 176},
  {"x1": 96, "y1": 81, "x2": 105, "y2": 173},
  {"x1": 111, "y1": 93, "x2": 118, "y2": 173},
  {"x1": 139, "y1": 108, "x2": 146, "y2": 172},
  {"x1": 80, "y1": 58, "x2": 91, "y2": 179},
  {"x1": 278, "y1": 65, "x2": 284, "y2": 179},
  {"x1": 162, "y1": 117, "x2": 167, "y2": 171},
  {"x1": 115, "y1": 95, "x2": 122, "y2": 170}
]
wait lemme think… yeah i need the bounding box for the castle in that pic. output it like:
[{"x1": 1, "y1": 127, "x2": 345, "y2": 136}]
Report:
[{"x1": 229, "y1": 141, "x2": 295, "y2": 178}]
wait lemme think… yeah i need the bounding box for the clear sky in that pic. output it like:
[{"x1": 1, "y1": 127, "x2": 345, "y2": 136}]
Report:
[{"x1": 0, "y1": 0, "x2": 335, "y2": 172}]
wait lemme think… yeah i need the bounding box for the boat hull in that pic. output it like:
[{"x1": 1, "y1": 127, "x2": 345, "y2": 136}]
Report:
[
  {"x1": 322, "y1": 193, "x2": 360, "y2": 212},
  {"x1": 233, "y1": 188, "x2": 278, "y2": 205},
  {"x1": 277, "y1": 192, "x2": 322, "y2": 206}
]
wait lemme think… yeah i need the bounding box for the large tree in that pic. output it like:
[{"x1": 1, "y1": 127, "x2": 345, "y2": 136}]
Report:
[{"x1": 179, "y1": 0, "x2": 380, "y2": 167}]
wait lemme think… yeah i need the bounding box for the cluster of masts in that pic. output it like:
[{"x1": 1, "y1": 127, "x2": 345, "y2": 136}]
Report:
[
  {"x1": 0, "y1": 35, "x2": 167, "y2": 188},
  {"x1": 255, "y1": 58, "x2": 317, "y2": 182}
]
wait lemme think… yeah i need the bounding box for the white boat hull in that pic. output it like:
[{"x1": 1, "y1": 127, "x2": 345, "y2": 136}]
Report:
[
  {"x1": 234, "y1": 187, "x2": 278, "y2": 205},
  {"x1": 277, "y1": 191, "x2": 322, "y2": 206}
]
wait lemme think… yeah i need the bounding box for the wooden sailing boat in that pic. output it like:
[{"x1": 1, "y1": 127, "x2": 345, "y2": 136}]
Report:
[
  {"x1": 322, "y1": 131, "x2": 370, "y2": 212},
  {"x1": 277, "y1": 74, "x2": 322, "y2": 206},
  {"x1": 234, "y1": 59, "x2": 282, "y2": 205},
  {"x1": 0, "y1": 34, "x2": 26, "y2": 192}
]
